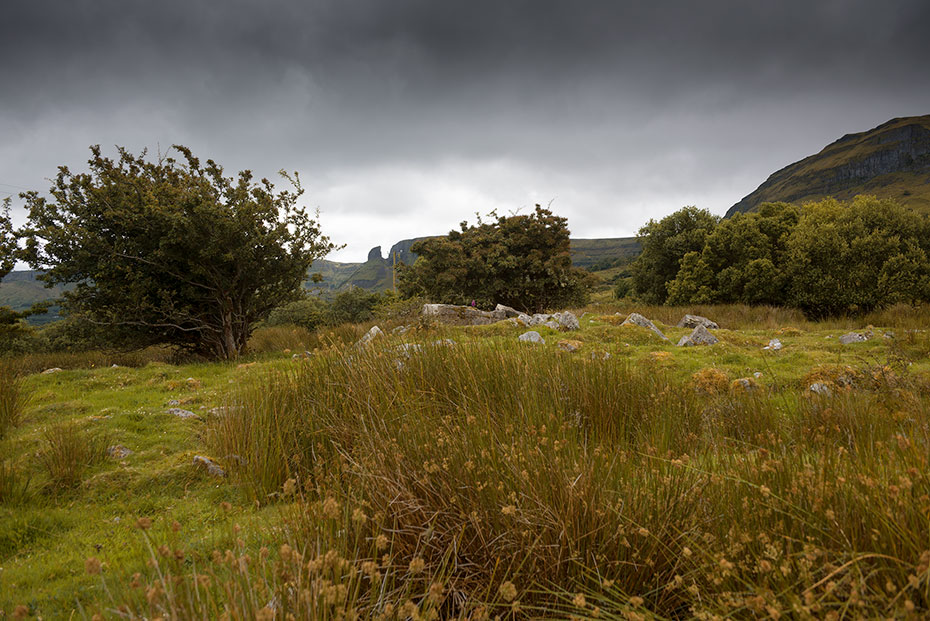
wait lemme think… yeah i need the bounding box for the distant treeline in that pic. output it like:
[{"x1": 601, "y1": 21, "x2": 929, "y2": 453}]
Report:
[{"x1": 629, "y1": 195, "x2": 930, "y2": 317}]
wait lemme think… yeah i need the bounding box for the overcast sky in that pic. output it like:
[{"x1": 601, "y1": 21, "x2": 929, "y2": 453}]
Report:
[{"x1": 2, "y1": 1, "x2": 929, "y2": 262}]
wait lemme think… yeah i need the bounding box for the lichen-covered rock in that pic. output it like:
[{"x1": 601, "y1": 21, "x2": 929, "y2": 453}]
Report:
[
  {"x1": 518, "y1": 331, "x2": 545, "y2": 344},
  {"x1": 763, "y1": 338, "x2": 782, "y2": 351},
  {"x1": 107, "y1": 445, "x2": 133, "y2": 459},
  {"x1": 731, "y1": 377, "x2": 758, "y2": 392},
  {"x1": 41, "y1": 367, "x2": 63, "y2": 375},
  {"x1": 193, "y1": 455, "x2": 225, "y2": 477},
  {"x1": 676, "y1": 314, "x2": 719, "y2": 330},
  {"x1": 620, "y1": 313, "x2": 668, "y2": 340},
  {"x1": 558, "y1": 339, "x2": 582, "y2": 352},
  {"x1": 839, "y1": 332, "x2": 868, "y2": 345},
  {"x1": 677, "y1": 324, "x2": 718, "y2": 347}
]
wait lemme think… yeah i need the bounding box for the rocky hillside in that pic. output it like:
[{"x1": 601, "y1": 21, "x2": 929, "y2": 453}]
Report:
[{"x1": 726, "y1": 115, "x2": 930, "y2": 217}]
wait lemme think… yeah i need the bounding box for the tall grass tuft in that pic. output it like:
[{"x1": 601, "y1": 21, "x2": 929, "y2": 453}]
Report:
[
  {"x1": 0, "y1": 456, "x2": 31, "y2": 504},
  {"x1": 39, "y1": 421, "x2": 110, "y2": 489},
  {"x1": 0, "y1": 359, "x2": 29, "y2": 439}
]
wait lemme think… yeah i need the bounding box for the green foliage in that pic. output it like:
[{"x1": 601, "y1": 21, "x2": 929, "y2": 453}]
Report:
[
  {"x1": 329, "y1": 286, "x2": 383, "y2": 325},
  {"x1": 612, "y1": 276, "x2": 633, "y2": 299},
  {"x1": 666, "y1": 202, "x2": 800, "y2": 305},
  {"x1": 397, "y1": 205, "x2": 592, "y2": 312},
  {"x1": 786, "y1": 195, "x2": 930, "y2": 317},
  {"x1": 21, "y1": 145, "x2": 335, "y2": 360},
  {"x1": 631, "y1": 206, "x2": 719, "y2": 304},
  {"x1": 263, "y1": 296, "x2": 331, "y2": 332}
]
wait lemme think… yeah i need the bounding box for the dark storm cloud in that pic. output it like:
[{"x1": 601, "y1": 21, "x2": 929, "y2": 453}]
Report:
[{"x1": 2, "y1": 1, "x2": 929, "y2": 260}]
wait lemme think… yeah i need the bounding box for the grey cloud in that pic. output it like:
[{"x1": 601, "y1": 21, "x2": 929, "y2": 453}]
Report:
[{"x1": 1, "y1": 1, "x2": 929, "y2": 261}]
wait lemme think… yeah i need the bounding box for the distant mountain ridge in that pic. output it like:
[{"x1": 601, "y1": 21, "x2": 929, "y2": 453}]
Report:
[{"x1": 726, "y1": 115, "x2": 930, "y2": 217}]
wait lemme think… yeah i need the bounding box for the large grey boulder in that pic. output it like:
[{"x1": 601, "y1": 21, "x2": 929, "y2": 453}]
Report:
[
  {"x1": 355, "y1": 325, "x2": 384, "y2": 348},
  {"x1": 839, "y1": 332, "x2": 868, "y2": 345},
  {"x1": 677, "y1": 324, "x2": 718, "y2": 347},
  {"x1": 620, "y1": 313, "x2": 668, "y2": 340},
  {"x1": 676, "y1": 314, "x2": 719, "y2": 330},
  {"x1": 518, "y1": 331, "x2": 545, "y2": 344},
  {"x1": 552, "y1": 311, "x2": 580, "y2": 331}
]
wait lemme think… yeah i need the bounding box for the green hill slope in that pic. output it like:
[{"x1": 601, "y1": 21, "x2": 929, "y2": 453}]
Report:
[{"x1": 726, "y1": 115, "x2": 930, "y2": 217}]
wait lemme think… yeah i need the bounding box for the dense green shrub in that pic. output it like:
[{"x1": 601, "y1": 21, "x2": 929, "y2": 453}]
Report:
[
  {"x1": 263, "y1": 296, "x2": 331, "y2": 331},
  {"x1": 397, "y1": 206, "x2": 592, "y2": 312},
  {"x1": 631, "y1": 206, "x2": 719, "y2": 304}
]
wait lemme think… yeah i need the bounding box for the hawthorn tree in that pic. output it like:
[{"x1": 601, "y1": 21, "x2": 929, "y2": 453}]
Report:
[
  {"x1": 21, "y1": 145, "x2": 335, "y2": 359},
  {"x1": 397, "y1": 205, "x2": 592, "y2": 312}
]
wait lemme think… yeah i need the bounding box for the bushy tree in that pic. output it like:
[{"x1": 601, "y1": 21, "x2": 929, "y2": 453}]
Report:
[
  {"x1": 21, "y1": 146, "x2": 335, "y2": 359},
  {"x1": 0, "y1": 197, "x2": 49, "y2": 352},
  {"x1": 666, "y1": 202, "x2": 799, "y2": 305},
  {"x1": 785, "y1": 196, "x2": 930, "y2": 317},
  {"x1": 397, "y1": 206, "x2": 591, "y2": 312},
  {"x1": 631, "y1": 206, "x2": 719, "y2": 304}
]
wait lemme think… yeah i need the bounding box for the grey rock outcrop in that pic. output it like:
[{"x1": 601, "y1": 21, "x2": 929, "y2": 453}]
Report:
[
  {"x1": 193, "y1": 455, "x2": 225, "y2": 477},
  {"x1": 809, "y1": 382, "x2": 832, "y2": 396},
  {"x1": 168, "y1": 408, "x2": 200, "y2": 419},
  {"x1": 356, "y1": 325, "x2": 384, "y2": 348},
  {"x1": 620, "y1": 313, "x2": 668, "y2": 340},
  {"x1": 518, "y1": 331, "x2": 545, "y2": 344},
  {"x1": 676, "y1": 314, "x2": 719, "y2": 330},
  {"x1": 677, "y1": 324, "x2": 718, "y2": 347},
  {"x1": 494, "y1": 304, "x2": 521, "y2": 318},
  {"x1": 552, "y1": 311, "x2": 580, "y2": 331}
]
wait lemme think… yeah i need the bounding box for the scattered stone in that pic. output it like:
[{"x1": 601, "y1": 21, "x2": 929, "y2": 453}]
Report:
[
  {"x1": 395, "y1": 343, "x2": 423, "y2": 357},
  {"x1": 518, "y1": 331, "x2": 545, "y2": 344},
  {"x1": 839, "y1": 332, "x2": 868, "y2": 345},
  {"x1": 432, "y1": 338, "x2": 455, "y2": 347},
  {"x1": 590, "y1": 350, "x2": 611, "y2": 360},
  {"x1": 753, "y1": 372, "x2": 763, "y2": 379},
  {"x1": 677, "y1": 324, "x2": 718, "y2": 347},
  {"x1": 558, "y1": 339, "x2": 582, "y2": 352},
  {"x1": 167, "y1": 408, "x2": 200, "y2": 419},
  {"x1": 763, "y1": 338, "x2": 783, "y2": 351},
  {"x1": 421, "y1": 303, "x2": 508, "y2": 326},
  {"x1": 809, "y1": 382, "x2": 832, "y2": 397},
  {"x1": 543, "y1": 320, "x2": 560, "y2": 330},
  {"x1": 192, "y1": 455, "x2": 225, "y2": 478},
  {"x1": 515, "y1": 313, "x2": 533, "y2": 326},
  {"x1": 392, "y1": 325, "x2": 411, "y2": 335},
  {"x1": 619, "y1": 313, "x2": 668, "y2": 340},
  {"x1": 107, "y1": 445, "x2": 133, "y2": 459},
  {"x1": 355, "y1": 325, "x2": 384, "y2": 348},
  {"x1": 110, "y1": 364, "x2": 119, "y2": 368},
  {"x1": 225, "y1": 454, "x2": 245, "y2": 465},
  {"x1": 41, "y1": 367, "x2": 63, "y2": 375},
  {"x1": 676, "y1": 314, "x2": 719, "y2": 330},
  {"x1": 883, "y1": 331, "x2": 895, "y2": 339},
  {"x1": 552, "y1": 311, "x2": 580, "y2": 331},
  {"x1": 166, "y1": 399, "x2": 180, "y2": 406}
]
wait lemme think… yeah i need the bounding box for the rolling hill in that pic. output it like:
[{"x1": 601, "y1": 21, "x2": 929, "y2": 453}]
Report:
[{"x1": 726, "y1": 115, "x2": 930, "y2": 217}]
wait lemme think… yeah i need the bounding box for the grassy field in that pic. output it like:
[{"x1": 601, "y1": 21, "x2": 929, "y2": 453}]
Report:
[{"x1": 2, "y1": 304, "x2": 930, "y2": 618}]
